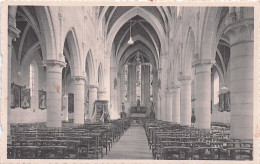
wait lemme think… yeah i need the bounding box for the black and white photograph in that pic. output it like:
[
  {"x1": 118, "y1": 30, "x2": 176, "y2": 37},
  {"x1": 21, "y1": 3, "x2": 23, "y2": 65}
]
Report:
[{"x1": 1, "y1": 3, "x2": 259, "y2": 163}]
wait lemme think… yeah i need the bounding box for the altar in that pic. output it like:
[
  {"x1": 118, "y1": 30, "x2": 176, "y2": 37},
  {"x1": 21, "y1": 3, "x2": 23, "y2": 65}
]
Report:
[{"x1": 130, "y1": 106, "x2": 147, "y2": 124}]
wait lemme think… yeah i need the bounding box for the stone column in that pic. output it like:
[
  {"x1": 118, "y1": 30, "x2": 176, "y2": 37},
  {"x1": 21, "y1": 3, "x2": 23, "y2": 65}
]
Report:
[
  {"x1": 152, "y1": 69, "x2": 159, "y2": 119},
  {"x1": 118, "y1": 71, "x2": 125, "y2": 113},
  {"x1": 179, "y1": 76, "x2": 192, "y2": 126},
  {"x1": 104, "y1": 52, "x2": 111, "y2": 102},
  {"x1": 44, "y1": 60, "x2": 66, "y2": 127},
  {"x1": 62, "y1": 94, "x2": 68, "y2": 122},
  {"x1": 160, "y1": 53, "x2": 168, "y2": 121},
  {"x1": 110, "y1": 66, "x2": 117, "y2": 119},
  {"x1": 165, "y1": 89, "x2": 173, "y2": 122},
  {"x1": 156, "y1": 69, "x2": 161, "y2": 119},
  {"x1": 7, "y1": 13, "x2": 20, "y2": 135},
  {"x1": 88, "y1": 85, "x2": 98, "y2": 120},
  {"x1": 225, "y1": 12, "x2": 253, "y2": 139},
  {"x1": 73, "y1": 76, "x2": 86, "y2": 124},
  {"x1": 172, "y1": 86, "x2": 181, "y2": 124},
  {"x1": 193, "y1": 60, "x2": 212, "y2": 130}
]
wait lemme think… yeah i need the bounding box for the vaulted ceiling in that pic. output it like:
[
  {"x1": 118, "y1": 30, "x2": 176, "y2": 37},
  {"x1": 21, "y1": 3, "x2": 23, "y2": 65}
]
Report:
[
  {"x1": 98, "y1": 6, "x2": 175, "y2": 67},
  {"x1": 13, "y1": 6, "x2": 43, "y2": 64}
]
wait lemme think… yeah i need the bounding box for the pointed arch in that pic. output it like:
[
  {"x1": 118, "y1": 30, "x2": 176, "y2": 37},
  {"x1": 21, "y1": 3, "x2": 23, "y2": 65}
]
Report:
[
  {"x1": 117, "y1": 34, "x2": 158, "y2": 66},
  {"x1": 63, "y1": 28, "x2": 81, "y2": 77},
  {"x1": 107, "y1": 7, "x2": 167, "y2": 54},
  {"x1": 199, "y1": 7, "x2": 218, "y2": 60},
  {"x1": 35, "y1": 6, "x2": 56, "y2": 60},
  {"x1": 183, "y1": 27, "x2": 195, "y2": 76},
  {"x1": 85, "y1": 50, "x2": 95, "y2": 85}
]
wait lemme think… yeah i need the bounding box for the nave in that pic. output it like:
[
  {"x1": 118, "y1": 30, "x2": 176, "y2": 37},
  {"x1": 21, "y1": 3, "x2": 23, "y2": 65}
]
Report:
[{"x1": 7, "y1": 118, "x2": 253, "y2": 160}]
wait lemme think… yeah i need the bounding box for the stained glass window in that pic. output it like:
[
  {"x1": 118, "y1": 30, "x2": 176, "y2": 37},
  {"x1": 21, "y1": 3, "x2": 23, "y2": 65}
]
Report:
[
  {"x1": 136, "y1": 65, "x2": 141, "y2": 101},
  {"x1": 123, "y1": 65, "x2": 128, "y2": 101},
  {"x1": 150, "y1": 64, "x2": 153, "y2": 101},
  {"x1": 29, "y1": 62, "x2": 35, "y2": 96}
]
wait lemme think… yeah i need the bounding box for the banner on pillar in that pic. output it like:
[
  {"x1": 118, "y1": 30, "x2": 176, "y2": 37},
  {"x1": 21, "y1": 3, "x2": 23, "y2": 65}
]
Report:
[
  {"x1": 68, "y1": 93, "x2": 74, "y2": 113},
  {"x1": 224, "y1": 92, "x2": 231, "y2": 112},
  {"x1": 218, "y1": 94, "x2": 224, "y2": 112},
  {"x1": 39, "y1": 90, "x2": 47, "y2": 109},
  {"x1": 218, "y1": 92, "x2": 231, "y2": 112},
  {"x1": 20, "y1": 86, "x2": 30, "y2": 109}
]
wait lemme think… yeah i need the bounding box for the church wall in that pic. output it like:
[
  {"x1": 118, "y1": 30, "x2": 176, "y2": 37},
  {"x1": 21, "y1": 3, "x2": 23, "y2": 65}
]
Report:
[
  {"x1": 10, "y1": 51, "x2": 47, "y2": 124},
  {"x1": 211, "y1": 105, "x2": 230, "y2": 124}
]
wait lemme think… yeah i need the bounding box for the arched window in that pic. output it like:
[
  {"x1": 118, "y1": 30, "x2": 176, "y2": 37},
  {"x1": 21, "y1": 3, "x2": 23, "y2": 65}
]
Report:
[
  {"x1": 29, "y1": 64, "x2": 35, "y2": 96},
  {"x1": 214, "y1": 72, "x2": 219, "y2": 105},
  {"x1": 29, "y1": 60, "x2": 38, "y2": 97}
]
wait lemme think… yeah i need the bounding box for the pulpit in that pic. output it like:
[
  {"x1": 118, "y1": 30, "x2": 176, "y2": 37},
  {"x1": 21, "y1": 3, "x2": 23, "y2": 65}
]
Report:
[{"x1": 92, "y1": 100, "x2": 109, "y2": 122}]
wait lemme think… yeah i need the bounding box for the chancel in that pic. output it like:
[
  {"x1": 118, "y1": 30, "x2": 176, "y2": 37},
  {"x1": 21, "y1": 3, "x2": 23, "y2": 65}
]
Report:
[{"x1": 5, "y1": 5, "x2": 254, "y2": 161}]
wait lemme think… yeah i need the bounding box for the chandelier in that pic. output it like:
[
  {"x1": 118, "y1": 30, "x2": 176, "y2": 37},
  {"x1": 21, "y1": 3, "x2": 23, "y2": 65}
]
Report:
[{"x1": 128, "y1": 20, "x2": 134, "y2": 45}]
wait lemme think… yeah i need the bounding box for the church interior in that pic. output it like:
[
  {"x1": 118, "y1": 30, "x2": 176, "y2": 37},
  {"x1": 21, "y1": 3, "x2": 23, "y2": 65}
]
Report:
[{"x1": 6, "y1": 6, "x2": 254, "y2": 160}]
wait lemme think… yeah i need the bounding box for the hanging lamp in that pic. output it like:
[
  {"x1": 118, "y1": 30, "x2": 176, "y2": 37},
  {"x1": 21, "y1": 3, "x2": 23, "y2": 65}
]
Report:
[
  {"x1": 128, "y1": 20, "x2": 134, "y2": 45},
  {"x1": 221, "y1": 46, "x2": 229, "y2": 94}
]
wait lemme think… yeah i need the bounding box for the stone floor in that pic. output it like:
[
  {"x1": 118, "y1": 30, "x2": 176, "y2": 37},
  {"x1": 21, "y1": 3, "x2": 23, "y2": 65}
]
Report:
[{"x1": 103, "y1": 125, "x2": 153, "y2": 159}]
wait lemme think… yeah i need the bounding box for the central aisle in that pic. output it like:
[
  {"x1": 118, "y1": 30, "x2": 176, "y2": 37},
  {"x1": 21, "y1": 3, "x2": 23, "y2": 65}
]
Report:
[{"x1": 103, "y1": 125, "x2": 153, "y2": 159}]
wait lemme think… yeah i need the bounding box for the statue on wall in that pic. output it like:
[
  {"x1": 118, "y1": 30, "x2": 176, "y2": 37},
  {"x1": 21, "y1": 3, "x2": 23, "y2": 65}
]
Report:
[
  {"x1": 104, "y1": 106, "x2": 110, "y2": 123},
  {"x1": 137, "y1": 99, "x2": 141, "y2": 112},
  {"x1": 114, "y1": 78, "x2": 117, "y2": 89},
  {"x1": 150, "y1": 102, "x2": 155, "y2": 119},
  {"x1": 191, "y1": 108, "x2": 196, "y2": 127},
  {"x1": 120, "y1": 102, "x2": 127, "y2": 118},
  {"x1": 122, "y1": 102, "x2": 125, "y2": 112},
  {"x1": 158, "y1": 79, "x2": 161, "y2": 89}
]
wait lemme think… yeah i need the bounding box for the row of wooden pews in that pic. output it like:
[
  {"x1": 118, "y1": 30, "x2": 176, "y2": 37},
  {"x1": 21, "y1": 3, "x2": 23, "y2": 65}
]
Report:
[
  {"x1": 144, "y1": 119, "x2": 253, "y2": 160},
  {"x1": 7, "y1": 118, "x2": 131, "y2": 159}
]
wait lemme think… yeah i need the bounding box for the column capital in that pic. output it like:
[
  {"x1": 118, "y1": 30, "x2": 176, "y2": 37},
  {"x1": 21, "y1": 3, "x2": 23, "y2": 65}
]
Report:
[
  {"x1": 98, "y1": 90, "x2": 106, "y2": 94},
  {"x1": 167, "y1": 87, "x2": 175, "y2": 94},
  {"x1": 169, "y1": 85, "x2": 180, "y2": 89},
  {"x1": 178, "y1": 76, "x2": 191, "y2": 81},
  {"x1": 73, "y1": 76, "x2": 86, "y2": 85},
  {"x1": 73, "y1": 75, "x2": 86, "y2": 81},
  {"x1": 171, "y1": 86, "x2": 181, "y2": 94},
  {"x1": 43, "y1": 60, "x2": 66, "y2": 73},
  {"x1": 86, "y1": 84, "x2": 99, "y2": 89},
  {"x1": 192, "y1": 59, "x2": 214, "y2": 68}
]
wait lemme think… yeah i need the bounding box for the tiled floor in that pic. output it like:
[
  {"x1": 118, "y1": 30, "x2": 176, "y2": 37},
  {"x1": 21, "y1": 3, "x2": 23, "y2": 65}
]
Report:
[{"x1": 103, "y1": 125, "x2": 153, "y2": 159}]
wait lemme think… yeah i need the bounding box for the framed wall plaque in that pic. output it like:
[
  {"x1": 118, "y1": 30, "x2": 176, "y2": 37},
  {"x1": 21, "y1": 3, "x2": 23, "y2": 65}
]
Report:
[
  {"x1": 11, "y1": 83, "x2": 21, "y2": 109},
  {"x1": 39, "y1": 90, "x2": 47, "y2": 109},
  {"x1": 20, "y1": 86, "x2": 30, "y2": 109}
]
